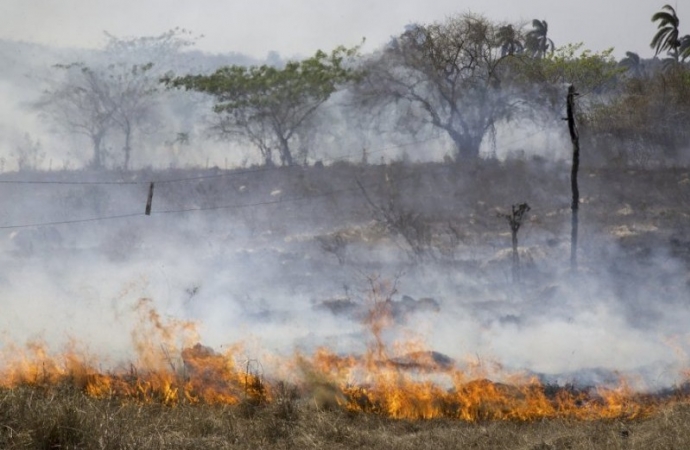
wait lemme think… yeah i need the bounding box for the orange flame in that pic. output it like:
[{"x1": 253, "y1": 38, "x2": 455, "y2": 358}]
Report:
[
  {"x1": 296, "y1": 277, "x2": 674, "y2": 421},
  {"x1": 0, "y1": 293, "x2": 687, "y2": 420},
  {"x1": 301, "y1": 346, "x2": 666, "y2": 421},
  {"x1": 0, "y1": 299, "x2": 268, "y2": 406}
]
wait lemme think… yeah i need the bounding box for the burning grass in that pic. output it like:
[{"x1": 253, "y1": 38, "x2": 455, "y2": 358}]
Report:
[
  {"x1": 0, "y1": 341, "x2": 679, "y2": 421},
  {"x1": 2, "y1": 342, "x2": 690, "y2": 450},
  {"x1": 1, "y1": 312, "x2": 689, "y2": 424},
  {"x1": 3, "y1": 288, "x2": 690, "y2": 448}
]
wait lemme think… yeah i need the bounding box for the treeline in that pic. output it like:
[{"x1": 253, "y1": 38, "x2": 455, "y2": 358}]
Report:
[{"x1": 14, "y1": 6, "x2": 690, "y2": 171}]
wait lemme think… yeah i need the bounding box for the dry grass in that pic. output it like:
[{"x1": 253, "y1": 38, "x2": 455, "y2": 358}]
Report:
[{"x1": 2, "y1": 384, "x2": 690, "y2": 449}]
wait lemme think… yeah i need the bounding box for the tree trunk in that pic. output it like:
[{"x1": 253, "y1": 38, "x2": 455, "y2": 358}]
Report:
[
  {"x1": 448, "y1": 129, "x2": 482, "y2": 161},
  {"x1": 91, "y1": 132, "x2": 104, "y2": 169},
  {"x1": 511, "y1": 229, "x2": 519, "y2": 283},
  {"x1": 123, "y1": 123, "x2": 132, "y2": 171},
  {"x1": 278, "y1": 136, "x2": 293, "y2": 166},
  {"x1": 504, "y1": 203, "x2": 529, "y2": 284}
]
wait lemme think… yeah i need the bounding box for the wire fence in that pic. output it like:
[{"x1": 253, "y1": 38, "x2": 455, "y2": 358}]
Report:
[{"x1": 0, "y1": 128, "x2": 553, "y2": 230}]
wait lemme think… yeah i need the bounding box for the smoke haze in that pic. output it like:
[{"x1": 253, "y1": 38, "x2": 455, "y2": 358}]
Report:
[
  {"x1": 0, "y1": 0, "x2": 656, "y2": 59},
  {"x1": 1, "y1": 162, "x2": 689, "y2": 392},
  {"x1": 0, "y1": 6, "x2": 689, "y2": 398}
]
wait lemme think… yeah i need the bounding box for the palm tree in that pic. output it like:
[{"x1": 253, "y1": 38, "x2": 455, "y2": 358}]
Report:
[
  {"x1": 651, "y1": 4, "x2": 681, "y2": 61},
  {"x1": 619, "y1": 51, "x2": 644, "y2": 77},
  {"x1": 496, "y1": 25, "x2": 524, "y2": 57},
  {"x1": 680, "y1": 35, "x2": 690, "y2": 61},
  {"x1": 525, "y1": 19, "x2": 554, "y2": 58}
]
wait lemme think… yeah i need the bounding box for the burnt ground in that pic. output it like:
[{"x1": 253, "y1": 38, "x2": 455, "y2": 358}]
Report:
[{"x1": 0, "y1": 159, "x2": 689, "y2": 382}]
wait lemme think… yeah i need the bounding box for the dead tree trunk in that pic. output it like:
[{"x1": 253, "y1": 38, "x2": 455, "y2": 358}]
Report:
[
  {"x1": 566, "y1": 85, "x2": 580, "y2": 273},
  {"x1": 123, "y1": 119, "x2": 132, "y2": 171},
  {"x1": 502, "y1": 203, "x2": 530, "y2": 284}
]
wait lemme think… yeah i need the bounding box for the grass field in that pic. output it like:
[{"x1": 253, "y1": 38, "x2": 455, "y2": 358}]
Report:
[{"x1": 2, "y1": 383, "x2": 690, "y2": 449}]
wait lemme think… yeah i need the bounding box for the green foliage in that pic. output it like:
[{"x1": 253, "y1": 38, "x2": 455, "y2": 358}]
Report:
[
  {"x1": 584, "y1": 65, "x2": 690, "y2": 164},
  {"x1": 164, "y1": 45, "x2": 361, "y2": 166},
  {"x1": 513, "y1": 43, "x2": 621, "y2": 118},
  {"x1": 525, "y1": 43, "x2": 620, "y2": 93}
]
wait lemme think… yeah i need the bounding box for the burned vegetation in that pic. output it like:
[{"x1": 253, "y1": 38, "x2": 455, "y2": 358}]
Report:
[{"x1": 0, "y1": 5, "x2": 690, "y2": 450}]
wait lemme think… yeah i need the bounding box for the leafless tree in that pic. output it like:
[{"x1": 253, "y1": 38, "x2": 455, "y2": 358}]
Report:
[
  {"x1": 357, "y1": 180, "x2": 432, "y2": 262},
  {"x1": 109, "y1": 63, "x2": 160, "y2": 170},
  {"x1": 353, "y1": 14, "x2": 521, "y2": 162},
  {"x1": 34, "y1": 30, "x2": 193, "y2": 170},
  {"x1": 500, "y1": 202, "x2": 530, "y2": 283},
  {"x1": 35, "y1": 63, "x2": 116, "y2": 168},
  {"x1": 317, "y1": 232, "x2": 348, "y2": 265},
  {"x1": 36, "y1": 62, "x2": 160, "y2": 170}
]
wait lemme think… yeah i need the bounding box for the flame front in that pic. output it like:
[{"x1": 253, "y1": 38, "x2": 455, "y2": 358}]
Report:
[
  {"x1": 306, "y1": 346, "x2": 661, "y2": 421},
  {"x1": 0, "y1": 299, "x2": 267, "y2": 406},
  {"x1": 0, "y1": 295, "x2": 686, "y2": 421},
  {"x1": 300, "y1": 277, "x2": 672, "y2": 421}
]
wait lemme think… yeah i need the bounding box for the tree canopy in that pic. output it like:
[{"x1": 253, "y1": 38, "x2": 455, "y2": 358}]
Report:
[
  {"x1": 163, "y1": 46, "x2": 361, "y2": 166},
  {"x1": 18, "y1": 8, "x2": 690, "y2": 171},
  {"x1": 354, "y1": 14, "x2": 519, "y2": 162},
  {"x1": 515, "y1": 43, "x2": 620, "y2": 114}
]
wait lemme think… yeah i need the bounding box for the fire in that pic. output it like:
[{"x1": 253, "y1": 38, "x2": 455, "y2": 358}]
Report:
[
  {"x1": 0, "y1": 299, "x2": 268, "y2": 406},
  {"x1": 307, "y1": 347, "x2": 662, "y2": 421},
  {"x1": 297, "y1": 276, "x2": 677, "y2": 421},
  {"x1": 0, "y1": 292, "x2": 687, "y2": 421}
]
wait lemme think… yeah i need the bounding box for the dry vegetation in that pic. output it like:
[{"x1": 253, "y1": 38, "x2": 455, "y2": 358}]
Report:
[
  {"x1": 2, "y1": 384, "x2": 690, "y2": 449},
  {"x1": 1, "y1": 159, "x2": 689, "y2": 448}
]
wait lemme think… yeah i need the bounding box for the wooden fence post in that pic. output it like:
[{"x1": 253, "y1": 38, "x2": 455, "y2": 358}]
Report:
[
  {"x1": 566, "y1": 85, "x2": 580, "y2": 272},
  {"x1": 145, "y1": 182, "x2": 155, "y2": 216}
]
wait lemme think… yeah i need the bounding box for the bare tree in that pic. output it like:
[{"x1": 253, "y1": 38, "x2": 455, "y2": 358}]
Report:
[
  {"x1": 354, "y1": 14, "x2": 520, "y2": 162},
  {"x1": 500, "y1": 203, "x2": 530, "y2": 283},
  {"x1": 357, "y1": 180, "x2": 432, "y2": 262},
  {"x1": 34, "y1": 30, "x2": 194, "y2": 170},
  {"x1": 108, "y1": 63, "x2": 160, "y2": 170},
  {"x1": 36, "y1": 63, "x2": 115, "y2": 168},
  {"x1": 36, "y1": 62, "x2": 160, "y2": 170},
  {"x1": 317, "y1": 232, "x2": 348, "y2": 265}
]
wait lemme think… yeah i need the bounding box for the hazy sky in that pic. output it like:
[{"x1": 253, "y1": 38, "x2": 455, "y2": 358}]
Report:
[{"x1": 0, "y1": 1, "x2": 666, "y2": 59}]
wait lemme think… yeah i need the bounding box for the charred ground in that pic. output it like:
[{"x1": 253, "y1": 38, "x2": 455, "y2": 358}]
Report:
[{"x1": 0, "y1": 158, "x2": 689, "y2": 448}]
